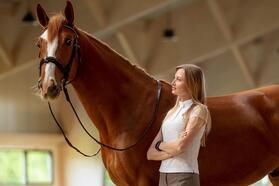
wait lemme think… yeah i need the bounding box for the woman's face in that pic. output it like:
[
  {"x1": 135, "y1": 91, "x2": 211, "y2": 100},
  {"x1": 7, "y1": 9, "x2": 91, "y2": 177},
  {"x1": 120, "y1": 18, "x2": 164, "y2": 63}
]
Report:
[{"x1": 171, "y1": 69, "x2": 190, "y2": 99}]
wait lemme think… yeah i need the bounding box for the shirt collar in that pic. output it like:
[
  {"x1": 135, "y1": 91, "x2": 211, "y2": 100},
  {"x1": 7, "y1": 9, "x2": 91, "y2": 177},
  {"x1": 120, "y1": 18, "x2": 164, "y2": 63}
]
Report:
[{"x1": 179, "y1": 99, "x2": 193, "y2": 108}]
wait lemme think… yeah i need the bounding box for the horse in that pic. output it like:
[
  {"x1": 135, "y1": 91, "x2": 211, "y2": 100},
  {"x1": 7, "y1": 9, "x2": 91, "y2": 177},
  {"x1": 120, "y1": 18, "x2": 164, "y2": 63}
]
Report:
[{"x1": 35, "y1": 1, "x2": 279, "y2": 185}]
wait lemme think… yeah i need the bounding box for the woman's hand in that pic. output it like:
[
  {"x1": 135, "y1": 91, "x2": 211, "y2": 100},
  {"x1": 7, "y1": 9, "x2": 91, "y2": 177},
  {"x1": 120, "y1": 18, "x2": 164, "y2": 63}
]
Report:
[
  {"x1": 159, "y1": 131, "x2": 188, "y2": 156},
  {"x1": 147, "y1": 128, "x2": 173, "y2": 161},
  {"x1": 159, "y1": 139, "x2": 182, "y2": 156}
]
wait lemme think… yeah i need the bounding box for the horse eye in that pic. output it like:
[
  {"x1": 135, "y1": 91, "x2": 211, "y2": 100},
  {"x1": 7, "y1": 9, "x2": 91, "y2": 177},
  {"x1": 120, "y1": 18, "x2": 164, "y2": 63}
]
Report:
[
  {"x1": 65, "y1": 38, "x2": 72, "y2": 46},
  {"x1": 36, "y1": 43, "x2": 41, "y2": 48}
]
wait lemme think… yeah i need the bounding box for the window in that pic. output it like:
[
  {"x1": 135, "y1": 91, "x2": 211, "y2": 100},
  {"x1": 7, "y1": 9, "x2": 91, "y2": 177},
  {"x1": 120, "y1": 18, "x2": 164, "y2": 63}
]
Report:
[
  {"x1": 251, "y1": 176, "x2": 270, "y2": 186},
  {"x1": 0, "y1": 149, "x2": 53, "y2": 185},
  {"x1": 0, "y1": 150, "x2": 24, "y2": 184},
  {"x1": 104, "y1": 170, "x2": 115, "y2": 186}
]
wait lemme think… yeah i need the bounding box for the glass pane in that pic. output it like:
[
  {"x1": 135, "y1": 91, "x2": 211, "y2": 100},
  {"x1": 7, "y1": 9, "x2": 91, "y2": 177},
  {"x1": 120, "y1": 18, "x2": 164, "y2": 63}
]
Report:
[
  {"x1": 104, "y1": 170, "x2": 115, "y2": 186},
  {"x1": 0, "y1": 149, "x2": 25, "y2": 184},
  {"x1": 26, "y1": 150, "x2": 53, "y2": 184},
  {"x1": 250, "y1": 176, "x2": 270, "y2": 186}
]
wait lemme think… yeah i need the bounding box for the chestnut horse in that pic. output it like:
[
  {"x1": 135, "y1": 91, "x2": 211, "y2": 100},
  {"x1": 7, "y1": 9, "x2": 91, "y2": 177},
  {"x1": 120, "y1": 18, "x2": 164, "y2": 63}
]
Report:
[{"x1": 35, "y1": 1, "x2": 279, "y2": 185}]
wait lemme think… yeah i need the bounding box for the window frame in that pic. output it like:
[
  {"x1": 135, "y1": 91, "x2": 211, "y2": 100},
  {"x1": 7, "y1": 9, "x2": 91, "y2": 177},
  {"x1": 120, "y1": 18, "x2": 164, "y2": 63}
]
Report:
[{"x1": 0, "y1": 148, "x2": 54, "y2": 186}]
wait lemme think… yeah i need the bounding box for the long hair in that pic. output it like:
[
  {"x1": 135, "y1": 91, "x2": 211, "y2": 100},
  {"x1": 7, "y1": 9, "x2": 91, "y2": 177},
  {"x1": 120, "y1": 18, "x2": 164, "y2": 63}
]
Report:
[
  {"x1": 163, "y1": 64, "x2": 210, "y2": 147},
  {"x1": 164, "y1": 64, "x2": 207, "y2": 121}
]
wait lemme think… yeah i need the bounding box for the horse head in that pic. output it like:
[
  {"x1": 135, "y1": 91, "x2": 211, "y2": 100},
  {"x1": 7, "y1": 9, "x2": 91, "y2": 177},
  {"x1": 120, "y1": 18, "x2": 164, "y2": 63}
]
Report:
[{"x1": 36, "y1": 1, "x2": 79, "y2": 100}]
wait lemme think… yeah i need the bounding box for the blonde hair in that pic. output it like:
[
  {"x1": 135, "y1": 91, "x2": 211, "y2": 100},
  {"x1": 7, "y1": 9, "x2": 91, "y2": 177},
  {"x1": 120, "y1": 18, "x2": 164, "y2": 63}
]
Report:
[{"x1": 165, "y1": 64, "x2": 207, "y2": 119}]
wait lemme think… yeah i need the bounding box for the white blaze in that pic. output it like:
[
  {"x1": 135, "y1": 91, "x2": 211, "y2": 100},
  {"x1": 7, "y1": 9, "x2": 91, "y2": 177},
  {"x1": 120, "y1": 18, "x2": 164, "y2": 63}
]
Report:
[{"x1": 40, "y1": 29, "x2": 58, "y2": 84}]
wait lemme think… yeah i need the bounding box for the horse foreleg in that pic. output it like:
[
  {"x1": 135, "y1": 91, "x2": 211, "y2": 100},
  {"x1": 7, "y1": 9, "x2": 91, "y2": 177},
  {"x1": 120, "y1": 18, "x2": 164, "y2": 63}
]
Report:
[{"x1": 269, "y1": 167, "x2": 279, "y2": 186}]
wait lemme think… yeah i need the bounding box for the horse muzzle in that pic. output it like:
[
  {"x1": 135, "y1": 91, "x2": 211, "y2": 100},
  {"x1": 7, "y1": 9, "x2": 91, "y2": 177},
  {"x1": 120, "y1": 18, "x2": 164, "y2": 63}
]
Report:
[{"x1": 41, "y1": 79, "x2": 62, "y2": 100}]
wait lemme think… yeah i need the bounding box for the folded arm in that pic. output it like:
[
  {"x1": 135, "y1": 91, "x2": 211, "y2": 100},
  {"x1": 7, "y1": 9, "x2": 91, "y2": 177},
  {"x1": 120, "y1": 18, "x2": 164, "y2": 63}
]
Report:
[
  {"x1": 146, "y1": 128, "x2": 172, "y2": 161},
  {"x1": 159, "y1": 116, "x2": 206, "y2": 156}
]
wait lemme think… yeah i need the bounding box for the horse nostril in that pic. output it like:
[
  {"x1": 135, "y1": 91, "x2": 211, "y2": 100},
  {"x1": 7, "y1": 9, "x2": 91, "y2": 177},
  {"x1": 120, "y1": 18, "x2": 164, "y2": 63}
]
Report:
[
  {"x1": 50, "y1": 79, "x2": 55, "y2": 86},
  {"x1": 49, "y1": 85, "x2": 57, "y2": 92},
  {"x1": 47, "y1": 84, "x2": 60, "y2": 99}
]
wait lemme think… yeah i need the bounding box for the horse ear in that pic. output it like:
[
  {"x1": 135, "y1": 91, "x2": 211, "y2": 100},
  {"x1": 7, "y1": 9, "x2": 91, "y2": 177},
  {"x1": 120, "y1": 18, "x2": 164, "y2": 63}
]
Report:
[
  {"x1": 36, "y1": 4, "x2": 49, "y2": 28},
  {"x1": 64, "y1": 0, "x2": 74, "y2": 26}
]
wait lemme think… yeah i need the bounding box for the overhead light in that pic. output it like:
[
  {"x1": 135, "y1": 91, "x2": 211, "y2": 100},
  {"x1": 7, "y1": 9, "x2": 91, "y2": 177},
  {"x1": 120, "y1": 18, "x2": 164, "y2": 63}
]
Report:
[
  {"x1": 22, "y1": 10, "x2": 36, "y2": 23},
  {"x1": 162, "y1": 12, "x2": 178, "y2": 42},
  {"x1": 163, "y1": 28, "x2": 175, "y2": 38},
  {"x1": 162, "y1": 27, "x2": 178, "y2": 42},
  {"x1": 22, "y1": 0, "x2": 37, "y2": 26}
]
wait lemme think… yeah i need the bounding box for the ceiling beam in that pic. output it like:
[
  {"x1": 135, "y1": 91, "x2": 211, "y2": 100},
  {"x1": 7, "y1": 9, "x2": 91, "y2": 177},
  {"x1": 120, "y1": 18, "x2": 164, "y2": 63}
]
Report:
[
  {"x1": 206, "y1": 0, "x2": 232, "y2": 41},
  {"x1": 154, "y1": 22, "x2": 279, "y2": 77},
  {"x1": 0, "y1": 59, "x2": 35, "y2": 81},
  {"x1": 206, "y1": 0, "x2": 255, "y2": 87},
  {"x1": 182, "y1": 20, "x2": 279, "y2": 66},
  {"x1": 2, "y1": 0, "x2": 279, "y2": 83},
  {"x1": 231, "y1": 45, "x2": 255, "y2": 87},
  {"x1": 0, "y1": 39, "x2": 12, "y2": 67},
  {"x1": 12, "y1": 27, "x2": 32, "y2": 65},
  {"x1": 94, "y1": 0, "x2": 195, "y2": 38},
  {"x1": 144, "y1": 18, "x2": 166, "y2": 71},
  {"x1": 116, "y1": 32, "x2": 139, "y2": 64},
  {"x1": 5, "y1": 19, "x2": 278, "y2": 82},
  {"x1": 83, "y1": 0, "x2": 139, "y2": 64},
  {"x1": 83, "y1": 0, "x2": 107, "y2": 27},
  {"x1": 254, "y1": 34, "x2": 277, "y2": 85}
]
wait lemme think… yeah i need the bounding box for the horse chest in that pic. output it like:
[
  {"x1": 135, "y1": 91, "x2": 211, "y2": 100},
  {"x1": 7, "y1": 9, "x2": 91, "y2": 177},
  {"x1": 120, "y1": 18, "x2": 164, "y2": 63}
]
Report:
[{"x1": 103, "y1": 151, "x2": 141, "y2": 185}]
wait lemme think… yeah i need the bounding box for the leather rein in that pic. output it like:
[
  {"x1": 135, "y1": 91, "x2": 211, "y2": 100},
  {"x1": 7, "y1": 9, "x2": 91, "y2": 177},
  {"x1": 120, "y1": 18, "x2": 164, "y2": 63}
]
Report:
[{"x1": 38, "y1": 24, "x2": 162, "y2": 157}]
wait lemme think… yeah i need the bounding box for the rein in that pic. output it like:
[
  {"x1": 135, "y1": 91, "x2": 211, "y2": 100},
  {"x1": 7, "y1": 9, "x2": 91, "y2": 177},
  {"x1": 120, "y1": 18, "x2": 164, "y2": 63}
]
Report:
[{"x1": 40, "y1": 24, "x2": 162, "y2": 157}]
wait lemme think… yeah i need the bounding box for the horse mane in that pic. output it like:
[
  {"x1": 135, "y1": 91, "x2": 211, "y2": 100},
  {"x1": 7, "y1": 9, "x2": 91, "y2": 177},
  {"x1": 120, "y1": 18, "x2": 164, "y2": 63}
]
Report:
[
  {"x1": 47, "y1": 13, "x2": 65, "y2": 42},
  {"x1": 46, "y1": 13, "x2": 154, "y2": 80},
  {"x1": 79, "y1": 29, "x2": 155, "y2": 80}
]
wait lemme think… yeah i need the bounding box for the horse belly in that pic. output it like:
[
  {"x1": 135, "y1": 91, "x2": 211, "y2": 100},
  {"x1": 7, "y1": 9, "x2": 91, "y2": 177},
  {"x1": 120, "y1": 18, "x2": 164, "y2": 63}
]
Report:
[{"x1": 198, "y1": 111, "x2": 279, "y2": 185}]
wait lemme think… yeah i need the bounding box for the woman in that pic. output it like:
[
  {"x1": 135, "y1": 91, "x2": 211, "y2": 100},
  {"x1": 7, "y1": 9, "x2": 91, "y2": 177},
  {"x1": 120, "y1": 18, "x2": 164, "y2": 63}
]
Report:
[{"x1": 147, "y1": 64, "x2": 211, "y2": 186}]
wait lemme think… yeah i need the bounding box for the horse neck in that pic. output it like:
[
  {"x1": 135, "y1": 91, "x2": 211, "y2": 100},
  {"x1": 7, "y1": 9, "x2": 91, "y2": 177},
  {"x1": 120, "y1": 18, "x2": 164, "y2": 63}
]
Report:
[{"x1": 71, "y1": 29, "x2": 156, "y2": 139}]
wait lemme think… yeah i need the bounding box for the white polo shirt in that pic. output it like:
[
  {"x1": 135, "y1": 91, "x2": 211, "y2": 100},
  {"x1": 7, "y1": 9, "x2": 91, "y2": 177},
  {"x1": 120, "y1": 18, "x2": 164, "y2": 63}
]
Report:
[{"x1": 159, "y1": 99, "x2": 207, "y2": 174}]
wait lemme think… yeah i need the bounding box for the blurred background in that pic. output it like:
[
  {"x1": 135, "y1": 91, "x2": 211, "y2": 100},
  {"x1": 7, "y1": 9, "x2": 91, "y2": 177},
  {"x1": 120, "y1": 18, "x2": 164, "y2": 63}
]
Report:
[{"x1": 0, "y1": 0, "x2": 278, "y2": 185}]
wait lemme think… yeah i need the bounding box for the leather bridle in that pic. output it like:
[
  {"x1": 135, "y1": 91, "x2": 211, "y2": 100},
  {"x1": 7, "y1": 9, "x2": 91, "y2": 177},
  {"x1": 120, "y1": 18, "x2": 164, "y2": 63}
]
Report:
[
  {"x1": 38, "y1": 24, "x2": 162, "y2": 157},
  {"x1": 38, "y1": 25, "x2": 81, "y2": 88}
]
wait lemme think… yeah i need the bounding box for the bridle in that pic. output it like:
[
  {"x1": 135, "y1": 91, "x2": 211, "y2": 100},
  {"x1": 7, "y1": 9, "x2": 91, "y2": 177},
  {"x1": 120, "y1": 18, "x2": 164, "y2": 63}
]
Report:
[
  {"x1": 38, "y1": 24, "x2": 162, "y2": 157},
  {"x1": 38, "y1": 25, "x2": 81, "y2": 88}
]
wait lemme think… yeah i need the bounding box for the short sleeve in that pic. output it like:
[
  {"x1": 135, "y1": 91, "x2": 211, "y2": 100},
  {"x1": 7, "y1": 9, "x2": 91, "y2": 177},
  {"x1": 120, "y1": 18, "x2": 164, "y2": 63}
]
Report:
[
  {"x1": 185, "y1": 105, "x2": 208, "y2": 131},
  {"x1": 189, "y1": 105, "x2": 208, "y2": 122}
]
